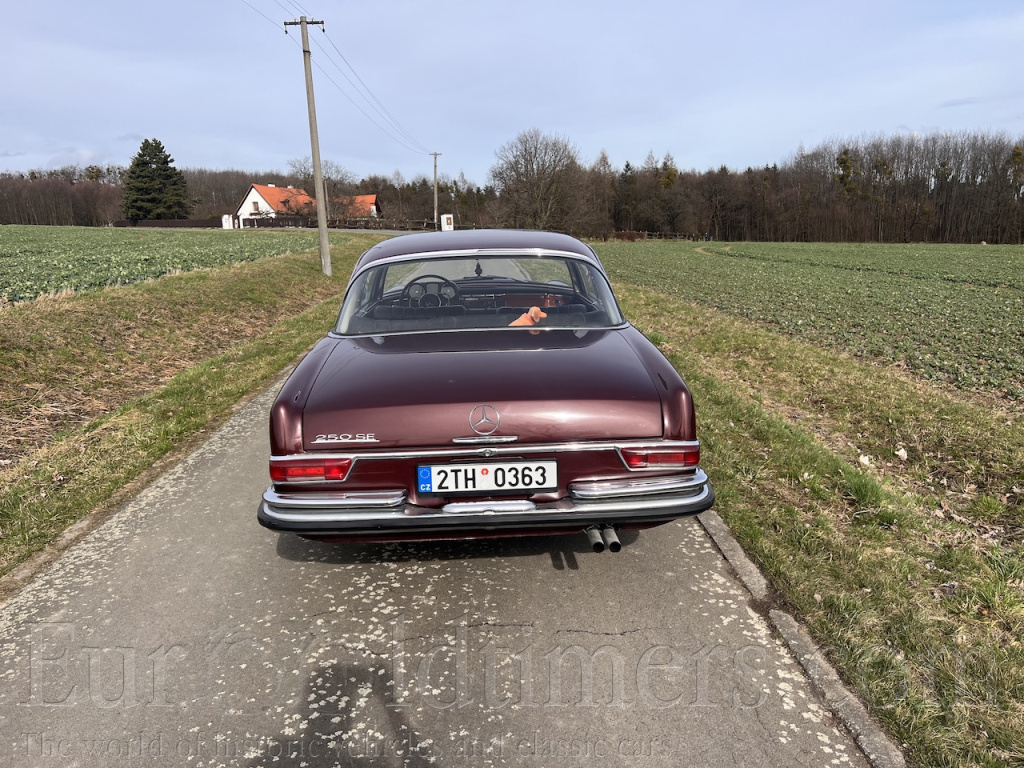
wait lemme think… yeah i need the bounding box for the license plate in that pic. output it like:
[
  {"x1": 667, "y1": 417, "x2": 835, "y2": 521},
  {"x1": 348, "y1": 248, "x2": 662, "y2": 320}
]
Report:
[{"x1": 417, "y1": 461, "x2": 557, "y2": 494}]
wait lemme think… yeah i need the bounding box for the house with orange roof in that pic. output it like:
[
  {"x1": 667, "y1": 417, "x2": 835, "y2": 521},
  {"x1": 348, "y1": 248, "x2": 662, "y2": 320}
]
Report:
[
  {"x1": 235, "y1": 183, "x2": 316, "y2": 227},
  {"x1": 333, "y1": 194, "x2": 381, "y2": 220}
]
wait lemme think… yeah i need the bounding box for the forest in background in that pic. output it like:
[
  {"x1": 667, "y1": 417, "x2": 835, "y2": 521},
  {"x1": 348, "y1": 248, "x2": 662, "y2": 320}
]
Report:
[{"x1": 1, "y1": 129, "x2": 1022, "y2": 244}]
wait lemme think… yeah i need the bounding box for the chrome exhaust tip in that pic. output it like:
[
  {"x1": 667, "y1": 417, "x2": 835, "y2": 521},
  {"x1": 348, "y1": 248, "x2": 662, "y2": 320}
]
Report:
[
  {"x1": 586, "y1": 526, "x2": 605, "y2": 553},
  {"x1": 601, "y1": 526, "x2": 621, "y2": 553}
]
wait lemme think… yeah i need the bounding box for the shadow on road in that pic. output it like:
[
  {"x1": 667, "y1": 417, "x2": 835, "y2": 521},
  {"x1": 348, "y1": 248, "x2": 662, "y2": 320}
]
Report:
[
  {"x1": 242, "y1": 660, "x2": 436, "y2": 768},
  {"x1": 273, "y1": 529, "x2": 642, "y2": 569}
]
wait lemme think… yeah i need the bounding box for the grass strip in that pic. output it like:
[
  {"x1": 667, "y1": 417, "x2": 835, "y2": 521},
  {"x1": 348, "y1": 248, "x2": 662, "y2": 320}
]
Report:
[
  {"x1": 617, "y1": 285, "x2": 1023, "y2": 768},
  {"x1": 0, "y1": 300, "x2": 337, "y2": 573},
  {"x1": 615, "y1": 284, "x2": 1024, "y2": 527},
  {"x1": 0, "y1": 233, "x2": 385, "y2": 579}
]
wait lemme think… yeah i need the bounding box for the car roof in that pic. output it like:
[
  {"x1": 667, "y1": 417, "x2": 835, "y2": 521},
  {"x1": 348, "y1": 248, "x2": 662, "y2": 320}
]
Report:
[{"x1": 352, "y1": 229, "x2": 605, "y2": 274}]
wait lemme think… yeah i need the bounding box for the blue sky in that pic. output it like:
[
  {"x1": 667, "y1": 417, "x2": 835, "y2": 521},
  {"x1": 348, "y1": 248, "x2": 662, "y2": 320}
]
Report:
[{"x1": 3, "y1": 0, "x2": 1022, "y2": 187}]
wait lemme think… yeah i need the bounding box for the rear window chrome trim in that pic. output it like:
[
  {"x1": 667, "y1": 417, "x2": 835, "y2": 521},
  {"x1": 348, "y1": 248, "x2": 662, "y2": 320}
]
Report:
[
  {"x1": 329, "y1": 322, "x2": 631, "y2": 339},
  {"x1": 346, "y1": 247, "x2": 595, "y2": 288}
]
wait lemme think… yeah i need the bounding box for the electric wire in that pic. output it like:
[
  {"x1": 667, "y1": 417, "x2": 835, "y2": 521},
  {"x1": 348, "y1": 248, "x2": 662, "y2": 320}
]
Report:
[
  {"x1": 309, "y1": 36, "x2": 430, "y2": 156},
  {"x1": 272, "y1": 0, "x2": 309, "y2": 20},
  {"x1": 309, "y1": 54, "x2": 429, "y2": 156},
  {"x1": 239, "y1": 0, "x2": 432, "y2": 159},
  {"x1": 319, "y1": 33, "x2": 431, "y2": 155},
  {"x1": 238, "y1": 0, "x2": 280, "y2": 30}
]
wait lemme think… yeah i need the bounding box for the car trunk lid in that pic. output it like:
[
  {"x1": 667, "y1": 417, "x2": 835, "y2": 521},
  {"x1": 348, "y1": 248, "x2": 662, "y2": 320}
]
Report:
[{"x1": 301, "y1": 330, "x2": 663, "y2": 449}]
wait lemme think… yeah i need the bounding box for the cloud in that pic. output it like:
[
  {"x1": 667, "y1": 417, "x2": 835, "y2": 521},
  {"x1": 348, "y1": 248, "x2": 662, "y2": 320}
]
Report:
[{"x1": 938, "y1": 97, "x2": 986, "y2": 109}]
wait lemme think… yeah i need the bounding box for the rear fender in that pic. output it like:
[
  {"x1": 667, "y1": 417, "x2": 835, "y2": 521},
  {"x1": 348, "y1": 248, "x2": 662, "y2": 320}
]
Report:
[
  {"x1": 270, "y1": 338, "x2": 338, "y2": 455},
  {"x1": 620, "y1": 326, "x2": 696, "y2": 441}
]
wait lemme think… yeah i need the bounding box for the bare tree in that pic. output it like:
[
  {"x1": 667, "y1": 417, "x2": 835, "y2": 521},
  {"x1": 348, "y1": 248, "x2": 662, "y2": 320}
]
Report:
[
  {"x1": 322, "y1": 160, "x2": 355, "y2": 199},
  {"x1": 569, "y1": 152, "x2": 616, "y2": 238},
  {"x1": 489, "y1": 129, "x2": 581, "y2": 231},
  {"x1": 389, "y1": 170, "x2": 406, "y2": 219},
  {"x1": 286, "y1": 156, "x2": 314, "y2": 187},
  {"x1": 286, "y1": 157, "x2": 354, "y2": 220}
]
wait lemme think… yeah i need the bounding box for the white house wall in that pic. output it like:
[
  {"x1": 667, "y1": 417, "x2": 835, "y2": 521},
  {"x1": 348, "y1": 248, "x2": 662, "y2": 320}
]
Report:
[{"x1": 236, "y1": 188, "x2": 273, "y2": 220}]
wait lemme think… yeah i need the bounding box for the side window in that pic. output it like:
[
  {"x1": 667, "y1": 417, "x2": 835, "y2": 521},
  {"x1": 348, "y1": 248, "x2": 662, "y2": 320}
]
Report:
[
  {"x1": 571, "y1": 262, "x2": 623, "y2": 321},
  {"x1": 574, "y1": 263, "x2": 599, "y2": 305}
]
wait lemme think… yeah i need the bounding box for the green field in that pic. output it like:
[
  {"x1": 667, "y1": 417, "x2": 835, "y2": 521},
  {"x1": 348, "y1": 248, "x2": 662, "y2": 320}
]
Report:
[
  {"x1": 599, "y1": 240, "x2": 1024, "y2": 400},
  {"x1": 0, "y1": 225, "x2": 324, "y2": 304}
]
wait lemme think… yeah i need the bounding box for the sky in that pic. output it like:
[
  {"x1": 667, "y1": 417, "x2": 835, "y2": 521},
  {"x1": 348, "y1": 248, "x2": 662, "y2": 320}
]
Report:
[{"x1": 3, "y1": 0, "x2": 1023, "y2": 188}]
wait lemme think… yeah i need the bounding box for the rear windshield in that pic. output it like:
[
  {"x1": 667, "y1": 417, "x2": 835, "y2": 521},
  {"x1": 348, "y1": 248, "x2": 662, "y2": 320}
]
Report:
[{"x1": 335, "y1": 254, "x2": 624, "y2": 335}]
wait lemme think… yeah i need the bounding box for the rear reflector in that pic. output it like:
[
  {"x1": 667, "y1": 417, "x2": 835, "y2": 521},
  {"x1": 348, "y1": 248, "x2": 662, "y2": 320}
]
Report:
[
  {"x1": 621, "y1": 446, "x2": 700, "y2": 470},
  {"x1": 270, "y1": 457, "x2": 352, "y2": 483}
]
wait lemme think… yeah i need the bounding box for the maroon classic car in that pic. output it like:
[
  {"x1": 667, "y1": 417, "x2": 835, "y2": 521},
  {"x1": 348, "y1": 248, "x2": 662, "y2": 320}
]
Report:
[{"x1": 258, "y1": 229, "x2": 713, "y2": 551}]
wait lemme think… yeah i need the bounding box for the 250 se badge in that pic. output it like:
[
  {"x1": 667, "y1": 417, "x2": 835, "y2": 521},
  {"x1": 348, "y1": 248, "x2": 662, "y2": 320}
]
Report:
[
  {"x1": 312, "y1": 433, "x2": 379, "y2": 444},
  {"x1": 258, "y1": 229, "x2": 714, "y2": 552}
]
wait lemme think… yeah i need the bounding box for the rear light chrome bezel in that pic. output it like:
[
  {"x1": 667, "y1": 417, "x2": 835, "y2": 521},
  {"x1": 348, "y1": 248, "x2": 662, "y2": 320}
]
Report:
[
  {"x1": 618, "y1": 443, "x2": 700, "y2": 471},
  {"x1": 270, "y1": 456, "x2": 353, "y2": 484}
]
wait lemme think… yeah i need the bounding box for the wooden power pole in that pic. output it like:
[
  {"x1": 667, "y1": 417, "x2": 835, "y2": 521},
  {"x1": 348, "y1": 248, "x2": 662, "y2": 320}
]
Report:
[
  {"x1": 431, "y1": 152, "x2": 441, "y2": 230},
  {"x1": 285, "y1": 16, "x2": 332, "y2": 277}
]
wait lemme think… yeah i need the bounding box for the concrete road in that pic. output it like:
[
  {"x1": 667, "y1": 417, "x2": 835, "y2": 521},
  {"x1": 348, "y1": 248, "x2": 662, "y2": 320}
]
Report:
[{"x1": 0, "y1": 384, "x2": 874, "y2": 768}]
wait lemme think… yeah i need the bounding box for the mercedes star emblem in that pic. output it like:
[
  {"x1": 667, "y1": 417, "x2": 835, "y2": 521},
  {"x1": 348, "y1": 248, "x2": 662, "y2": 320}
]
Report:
[{"x1": 469, "y1": 404, "x2": 500, "y2": 436}]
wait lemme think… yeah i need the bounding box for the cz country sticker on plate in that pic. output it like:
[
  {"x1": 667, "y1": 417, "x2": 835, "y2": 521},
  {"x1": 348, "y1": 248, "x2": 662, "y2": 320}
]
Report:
[{"x1": 417, "y1": 461, "x2": 557, "y2": 494}]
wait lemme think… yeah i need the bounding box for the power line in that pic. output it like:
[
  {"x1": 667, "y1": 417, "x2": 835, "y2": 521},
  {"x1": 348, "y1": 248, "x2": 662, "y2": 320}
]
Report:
[
  {"x1": 272, "y1": 0, "x2": 309, "y2": 19},
  {"x1": 318, "y1": 33, "x2": 431, "y2": 154},
  {"x1": 308, "y1": 41, "x2": 430, "y2": 156},
  {"x1": 238, "y1": 0, "x2": 280, "y2": 30},
  {"x1": 239, "y1": 1, "x2": 435, "y2": 162}
]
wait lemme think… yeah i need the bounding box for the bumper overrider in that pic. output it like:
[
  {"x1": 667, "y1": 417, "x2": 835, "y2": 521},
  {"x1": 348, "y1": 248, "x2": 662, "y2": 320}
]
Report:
[{"x1": 257, "y1": 468, "x2": 714, "y2": 538}]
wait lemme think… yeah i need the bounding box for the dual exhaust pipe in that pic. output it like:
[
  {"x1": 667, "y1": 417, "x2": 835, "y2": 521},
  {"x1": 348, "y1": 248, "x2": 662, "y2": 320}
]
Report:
[{"x1": 586, "y1": 525, "x2": 621, "y2": 553}]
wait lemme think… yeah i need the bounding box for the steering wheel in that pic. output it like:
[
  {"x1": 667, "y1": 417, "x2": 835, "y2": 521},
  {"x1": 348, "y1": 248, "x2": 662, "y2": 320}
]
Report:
[{"x1": 401, "y1": 274, "x2": 460, "y2": 307}]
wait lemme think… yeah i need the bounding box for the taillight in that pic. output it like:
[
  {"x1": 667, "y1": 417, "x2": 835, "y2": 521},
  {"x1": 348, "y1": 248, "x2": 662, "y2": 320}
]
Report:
[
  {"x1": 270, "y1": 457, "x2": 352, "y2": 483},
  {"x1": 621, "y1": 445, "x2": 700, "y2": 470}
]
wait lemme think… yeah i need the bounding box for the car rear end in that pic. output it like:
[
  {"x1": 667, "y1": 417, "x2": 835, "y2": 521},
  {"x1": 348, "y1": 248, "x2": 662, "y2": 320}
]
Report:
[
  {"x1": 257, "y1": 232, "x2": 713, "y2": 547},
  {"x1": 257, "y1": 330, "x2": 713, "y2": 545}
]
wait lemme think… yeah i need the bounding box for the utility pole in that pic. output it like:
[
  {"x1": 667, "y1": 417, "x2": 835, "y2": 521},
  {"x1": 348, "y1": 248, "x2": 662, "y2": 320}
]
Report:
[
  {"x1": 431, "y1": 152, "x2": 441, "y2": 230},
  {"x1": 285, "y1": 16, "x2": 332, "y2": 276}
]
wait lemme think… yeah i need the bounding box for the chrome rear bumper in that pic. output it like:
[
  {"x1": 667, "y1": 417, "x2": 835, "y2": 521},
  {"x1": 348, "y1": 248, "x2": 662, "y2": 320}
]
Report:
[{"x1": 257, "y1": 470, "x2": 713, "y2": 537}]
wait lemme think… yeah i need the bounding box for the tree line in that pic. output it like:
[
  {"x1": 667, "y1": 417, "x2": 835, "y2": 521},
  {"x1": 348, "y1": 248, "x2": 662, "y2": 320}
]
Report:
[
  {"x1": 1, "y1": 130, "x2": 1021, "y2": 243},
  {"x1": 486, "y1": 129, "x2": 1024, "y2": 244}
]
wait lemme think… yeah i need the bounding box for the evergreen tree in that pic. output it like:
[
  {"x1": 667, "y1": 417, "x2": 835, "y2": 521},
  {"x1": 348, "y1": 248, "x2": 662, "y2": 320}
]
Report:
[{"x1": 120, "y1": 139, "x2": 191, "y2": 221}]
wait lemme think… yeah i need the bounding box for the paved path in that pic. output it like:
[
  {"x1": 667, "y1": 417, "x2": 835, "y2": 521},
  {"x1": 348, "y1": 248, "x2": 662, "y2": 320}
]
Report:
[{"x1": 0, "y1": 384, "x2": 878, "y2": 767}]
